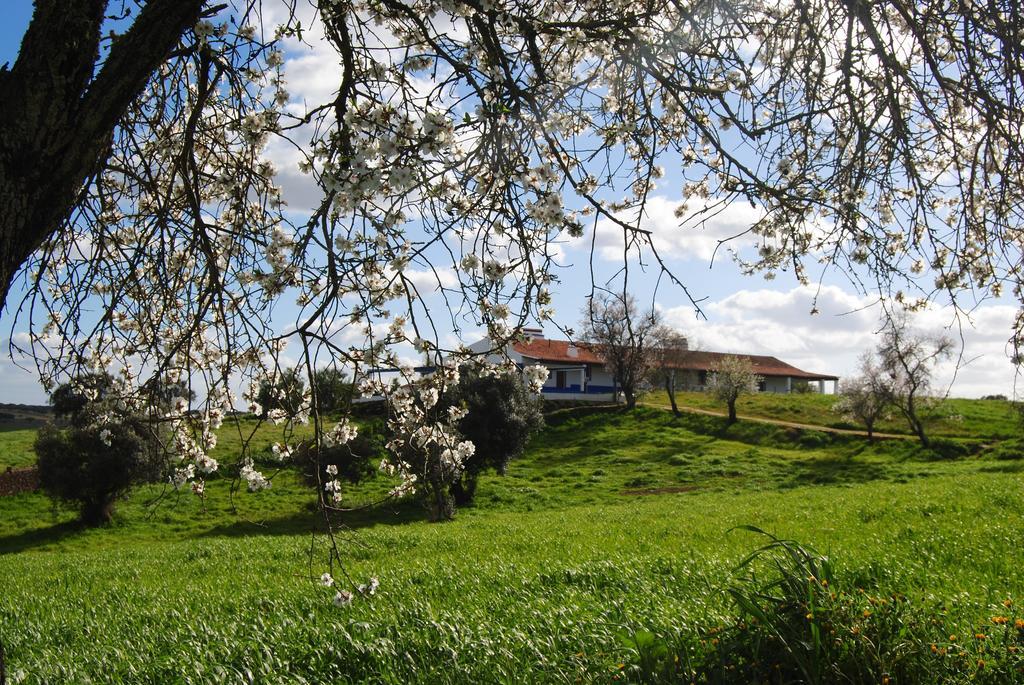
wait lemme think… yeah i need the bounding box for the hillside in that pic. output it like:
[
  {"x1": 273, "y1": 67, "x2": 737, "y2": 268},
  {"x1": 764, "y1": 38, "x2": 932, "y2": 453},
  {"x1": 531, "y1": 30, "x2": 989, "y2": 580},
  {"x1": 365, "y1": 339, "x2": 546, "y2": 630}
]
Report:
[
  {"x1": 0, "y1": 404, "x2": 1022, "y2": 682},
  {"x1": 642, "y1": 389, "x2": 1022, "y2": 440}
]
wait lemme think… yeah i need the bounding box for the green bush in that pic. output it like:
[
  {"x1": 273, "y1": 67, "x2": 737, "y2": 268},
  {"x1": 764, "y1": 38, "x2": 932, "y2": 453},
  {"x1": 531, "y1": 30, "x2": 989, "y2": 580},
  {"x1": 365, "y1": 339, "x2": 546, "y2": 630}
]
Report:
[
  {"x1": 299, "y1": 418, "x2": 386, "y2": 487},
  {"x1": 310, "y1": 367, "x2": 354, "y2": 415},
  {"x1": 49, "y1": 372, "x2": 115, "y2": 421},
  {"x1": 447, "y1": 366, "x2": 545, "y2": 506},
  {"x1": 35, "y1": 419, "x2": 163, "y2": 525},
  {"x1": 36, "y1": 377, "x2": 165, "y2": 525},
  {"x1": 256, "y1": 368, "x2": 306, "y2": 418}
]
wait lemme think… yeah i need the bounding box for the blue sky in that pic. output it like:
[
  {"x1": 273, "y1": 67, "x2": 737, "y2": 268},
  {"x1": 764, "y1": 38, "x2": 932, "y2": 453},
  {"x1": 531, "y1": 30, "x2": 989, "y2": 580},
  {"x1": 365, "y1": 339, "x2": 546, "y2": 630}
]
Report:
[{"x1": 0, "y1": 2, "x2": 1019, "y2": 403}]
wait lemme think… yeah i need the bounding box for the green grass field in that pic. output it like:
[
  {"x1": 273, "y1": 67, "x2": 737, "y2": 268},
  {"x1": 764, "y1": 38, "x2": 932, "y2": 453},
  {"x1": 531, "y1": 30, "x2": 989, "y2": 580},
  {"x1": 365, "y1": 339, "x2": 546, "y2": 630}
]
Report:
[
  {"x1": 1, "y1": 404, "x2": 1023, "y2": 682},
  {"x1": 641, "y1": 389, "x2": 1022, "y2": 439}
]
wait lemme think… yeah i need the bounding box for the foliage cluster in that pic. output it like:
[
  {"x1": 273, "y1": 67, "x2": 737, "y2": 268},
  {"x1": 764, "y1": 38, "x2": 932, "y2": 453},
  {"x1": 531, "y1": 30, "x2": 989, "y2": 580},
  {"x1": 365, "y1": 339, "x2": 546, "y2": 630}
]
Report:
[
  {"x1": 35, "y1": 376, "x2": 166, "y2": 524},
  {"x1": 448, "y1": 366, "x2": 545, "y2": 506},
  {"x1": 391, "y1": 366, "x2": 545, "y2": 519}
]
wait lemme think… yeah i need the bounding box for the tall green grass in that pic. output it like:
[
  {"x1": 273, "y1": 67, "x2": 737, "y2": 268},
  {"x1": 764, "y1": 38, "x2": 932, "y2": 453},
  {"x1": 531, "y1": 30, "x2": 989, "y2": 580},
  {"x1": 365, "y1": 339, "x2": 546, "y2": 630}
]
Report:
[{"x1": 0, "y1": 406, "x2": 1022, "y2": 682}]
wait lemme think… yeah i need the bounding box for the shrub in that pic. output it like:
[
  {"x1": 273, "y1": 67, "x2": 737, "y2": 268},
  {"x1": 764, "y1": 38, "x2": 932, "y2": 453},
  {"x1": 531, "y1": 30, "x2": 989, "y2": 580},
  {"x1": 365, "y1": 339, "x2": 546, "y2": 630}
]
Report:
[
  {"x1": 310, "y1": 368, "x2": 354, "y2": 416},
  {"x1": 49, "y1": 373, "x2": 115, "y2": 422},
  {"x1": 448, "y1": 366, "x2": 545, "y2": 505},
  {"x1": 35, "y1": 419, "x2": 163, "y2": 525},
  {"x1": 256, "y1": 368, "x2": 307, "y2": 418},
  {"x1": 299, "y1": 418, "x2": 386, "y2": 487},
  {"x1": 37, "y1": 377, "x2": 165, "y2": 525}
]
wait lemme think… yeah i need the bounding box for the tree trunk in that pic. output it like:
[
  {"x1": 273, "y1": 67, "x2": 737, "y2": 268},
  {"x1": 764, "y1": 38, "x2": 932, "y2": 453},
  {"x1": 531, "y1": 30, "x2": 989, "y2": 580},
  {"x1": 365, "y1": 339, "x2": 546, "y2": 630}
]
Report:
[
  {"x1": 426, "y1": 475, "x2": 455, "y2": 521},
  {"x1": 0, "y1": 0, "x2": 205, "y2": 309},
  {"x1": 905, "y1": 393, "x2": 929, "y2": 447},
  {"x1": 665, "y1": 371, "x2": 680, "y2": 417},
  {"x1": 624, "y1": 388, "x2": 636, "y2": 410},
  {"x1": 81, "y1": 497, "x2": 114, "y2": 526},
  {"x1": 865, "y1": 420, "x2": 874, "y2": 443},
  {"x1": 450, "y1": 473, "x2": 478, "y2": 507},
  {"x1": 911, "y1": 419, "x2": 929, "y2": 447},
  {"x1": 727, "y1": 400, "x2": 737, "y2": 424}
]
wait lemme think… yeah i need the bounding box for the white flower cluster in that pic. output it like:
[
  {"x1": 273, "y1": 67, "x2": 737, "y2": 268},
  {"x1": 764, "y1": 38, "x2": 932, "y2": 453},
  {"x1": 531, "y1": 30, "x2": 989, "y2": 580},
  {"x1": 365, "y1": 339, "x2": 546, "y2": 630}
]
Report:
[
  {"x1": 270, "y1": 442, "x2": 293, "y2": 462},
  {"x1": 523, "y1": 364, "x2": 549, "y2": 393},
  {"x1": 171, "y1": 464, "x2": 195, "y2": 488},
  {"x1": 324, "y1": 477, "x2": 342, "y2": 505},
  {"x1": 240, "y1": 458, "x2": 271, "y2": 491},
  {"x1": 328, "y1": 576, "x2": 378, "y2": 608},
  {"x1": 378, "y1": 363, "x2": 475, "y2": 499},
  {"x1": 322, "y1": 419, "x2": 358, "y2": 448}
]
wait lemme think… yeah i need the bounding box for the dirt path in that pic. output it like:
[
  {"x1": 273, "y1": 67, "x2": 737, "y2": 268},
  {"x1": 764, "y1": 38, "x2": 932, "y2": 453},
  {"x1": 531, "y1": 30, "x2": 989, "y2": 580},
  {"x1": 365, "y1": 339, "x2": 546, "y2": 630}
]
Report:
[{"x1": 641, "y1": 401, "x2": 914, "y2": 440}]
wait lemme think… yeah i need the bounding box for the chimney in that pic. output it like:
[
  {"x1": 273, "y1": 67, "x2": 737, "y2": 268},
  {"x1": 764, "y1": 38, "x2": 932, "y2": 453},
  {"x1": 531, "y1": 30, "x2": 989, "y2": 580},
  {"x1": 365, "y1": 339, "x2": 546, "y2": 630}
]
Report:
[{"x1": 523, "y1": 327, "x2": 544, "y2": 341}]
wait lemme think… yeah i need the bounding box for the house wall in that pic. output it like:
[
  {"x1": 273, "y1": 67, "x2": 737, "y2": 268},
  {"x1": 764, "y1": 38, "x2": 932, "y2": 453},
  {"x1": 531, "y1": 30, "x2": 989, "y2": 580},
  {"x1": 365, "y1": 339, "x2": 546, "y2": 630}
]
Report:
[
  {"x1": 536, "y1": 363, "x2": 616, "y2": 395},
  {"x1": 541, "y1": 364, "x2": 587, "y2": 393},
  {"x1": 467, "y1": 338, "x2": 524, "y2": 365},
  {"x1": 763, "y1": 376, "x2": 791, "y2": 393},
  {"x1": 587, "y1": 366, "x2": 616, "y2": 393},
  {"x1": 679, "y1": 369, "x2": 705, "y2": 391}
]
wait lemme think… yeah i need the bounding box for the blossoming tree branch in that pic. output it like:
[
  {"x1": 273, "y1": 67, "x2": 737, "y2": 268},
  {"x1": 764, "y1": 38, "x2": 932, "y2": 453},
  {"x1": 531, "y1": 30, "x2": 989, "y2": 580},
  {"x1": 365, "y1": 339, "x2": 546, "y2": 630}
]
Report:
[{"x1": 0, "y1": 0, "x2": 1021, "y2": 584}]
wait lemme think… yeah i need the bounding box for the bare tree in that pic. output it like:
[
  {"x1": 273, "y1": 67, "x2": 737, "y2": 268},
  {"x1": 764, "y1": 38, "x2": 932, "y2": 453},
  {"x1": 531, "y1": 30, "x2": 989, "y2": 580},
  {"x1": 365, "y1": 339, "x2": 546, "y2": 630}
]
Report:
[
  {"x1": 876, "y1": 317, "x2": 954, "y2": 447},
  {"x1": 707, "y1": 355, "x2": 762, "y2": 425},
  {"x1": 581, "y1": 293, "x2": 660, "y2": 410},
  {"x1": 832, "y1": 354, "x2": 891, "y2": 442},
  {"x1": 648, "y1": 327, "x2": 690, "y2": 417}
]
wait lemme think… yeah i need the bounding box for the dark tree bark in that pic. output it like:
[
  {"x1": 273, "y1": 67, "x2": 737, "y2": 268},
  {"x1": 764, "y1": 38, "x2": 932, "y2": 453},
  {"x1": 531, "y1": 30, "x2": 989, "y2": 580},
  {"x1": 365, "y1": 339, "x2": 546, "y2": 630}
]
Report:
[
  {"x1": 624, "y1": 387, "x2": 636, "y2": 410},
  {"x1": 664, "y1": 370, "x2": 680, "y2": 417},
  {"x1": 0, "y1": 0, "x2": 205, "y2": 308},
  {"x1": 449, "y1": 473, "x2": 478, "y2": 507},
  {"x1": 727, "y1": 399, "x2": 737, "y2": 424}
]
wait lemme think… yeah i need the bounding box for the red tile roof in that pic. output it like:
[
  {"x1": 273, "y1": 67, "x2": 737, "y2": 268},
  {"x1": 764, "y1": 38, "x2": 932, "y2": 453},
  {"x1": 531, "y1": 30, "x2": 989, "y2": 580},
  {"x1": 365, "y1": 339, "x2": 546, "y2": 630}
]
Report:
[
  {"x1": 669, "y1": 350, "x2": 839, "y2": 380},
  {"x1": 512, "y1": 339, "x2": 604, "y2": 364},
  {"x1": 512, "y1": 339, "x2": 836, "y2": 380}
]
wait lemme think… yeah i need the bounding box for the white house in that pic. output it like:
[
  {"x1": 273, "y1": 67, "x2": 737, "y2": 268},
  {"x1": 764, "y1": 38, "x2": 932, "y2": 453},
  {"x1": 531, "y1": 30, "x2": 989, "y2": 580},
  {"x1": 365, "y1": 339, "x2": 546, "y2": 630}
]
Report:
[
  {"x1": 467, "y1": 328, "x2": 617, "y2": 400},
  {"x1": 469, "y1": 329, "x2": 838, "y2": 400}
]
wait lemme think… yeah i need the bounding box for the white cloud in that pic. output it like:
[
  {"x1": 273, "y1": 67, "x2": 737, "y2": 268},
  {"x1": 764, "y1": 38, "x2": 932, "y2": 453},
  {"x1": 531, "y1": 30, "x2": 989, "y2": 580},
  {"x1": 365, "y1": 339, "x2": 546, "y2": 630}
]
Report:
[
  {"x1": 0, "y1": 351, "x2": 48, "y2": 405},
  {"x1": 584, "y1": 195, "x2": 764, "y2": 264},
  {"x1": 661, "y1": 284, "x2": 1022, "y2": 398},
  {"x1": 403, "y1": 267, "x2": 458, "y2": 291}
]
